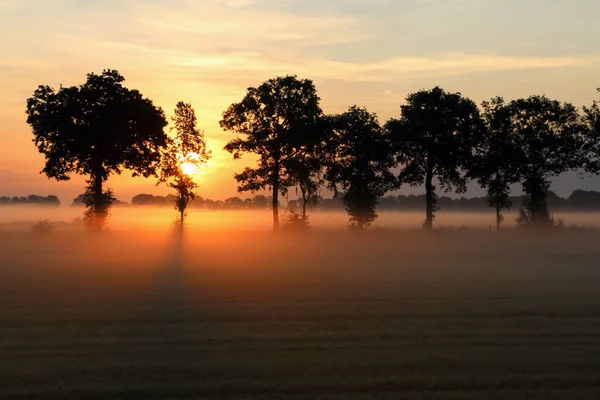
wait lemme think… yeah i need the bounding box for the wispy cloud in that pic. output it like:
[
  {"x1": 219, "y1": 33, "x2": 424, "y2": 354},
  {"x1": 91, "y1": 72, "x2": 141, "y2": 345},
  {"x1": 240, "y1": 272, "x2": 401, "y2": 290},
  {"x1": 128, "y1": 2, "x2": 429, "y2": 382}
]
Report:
[
  {"x1": 86, "y1": 43, "x2": 600, "y2": 83},
  {"x1": 0, "y1": 0, "x2": 18, "y2": 8}
]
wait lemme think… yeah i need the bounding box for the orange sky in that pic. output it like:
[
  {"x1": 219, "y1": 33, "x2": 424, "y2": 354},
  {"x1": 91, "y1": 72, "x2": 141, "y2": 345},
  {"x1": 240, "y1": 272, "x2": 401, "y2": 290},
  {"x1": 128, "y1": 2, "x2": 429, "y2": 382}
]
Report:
[{"x1": 1, "y1": 0, "x2": 599, "y2": 203}]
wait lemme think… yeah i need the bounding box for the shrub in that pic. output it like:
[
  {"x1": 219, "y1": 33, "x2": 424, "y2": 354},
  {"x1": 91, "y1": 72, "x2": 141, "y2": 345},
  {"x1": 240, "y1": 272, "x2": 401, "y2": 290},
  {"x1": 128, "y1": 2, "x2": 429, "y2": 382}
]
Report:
[
  {"x1": 32, "y1": 219, "x2": 56, "y2": 235},
  {"x1": 281, "y1": 210, "x2": 311, "y2": 231}
]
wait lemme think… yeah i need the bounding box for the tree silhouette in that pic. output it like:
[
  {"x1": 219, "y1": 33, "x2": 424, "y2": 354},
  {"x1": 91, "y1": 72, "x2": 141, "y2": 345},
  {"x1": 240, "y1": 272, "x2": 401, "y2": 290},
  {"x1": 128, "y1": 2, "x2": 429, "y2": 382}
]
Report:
[
  {"x1": 286, "y1": 117, "x2": 332, "y2": 222},
  {"x1": 221, "y1": 75, "x2": 323, "y2": 231},
  {"x1": 26, "y1": 69, "x2": 168, "y2": 230},
  {"x1": 159, "y1": 102, "x2": 210, "y2": 227},
  {"x1": 470, "y1": 97, "x2": 524, "y2": 230},
  {"x1": 496, "y1": 96, "x2": 585, "y2": 226},
  {"x1": 326, "y1": 106, "x2": 396, "y2": 229},
  {"x1": 386, "y1": 87, "x2": 484, "y2": 229},
  {"x1": 582, "y1": 93, "x2": 600, "y2": 176}
]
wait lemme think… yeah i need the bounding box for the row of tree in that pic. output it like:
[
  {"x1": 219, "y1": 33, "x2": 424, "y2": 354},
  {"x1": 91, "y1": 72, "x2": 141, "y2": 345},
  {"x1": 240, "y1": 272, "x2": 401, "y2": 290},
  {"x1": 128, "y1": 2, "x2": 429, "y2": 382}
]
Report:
[
  {"x1": 67, "y1": 189, "x2": 600, "y2": 212},
  {"x1": 25, "y1": 70, "x2": 600, "y2": 231},
  {"x1": 0, "y1": 195, "x2": 60, "y2": 206},
  {"x1": 5, "y1": 190, "x2": 600, "y2": 212},
  {"x1": 293, "y1": 190, "x2": 600, "y2": 212},
  {"x1": 220, "y1": 78, "x2": 600, "y2": 230}
]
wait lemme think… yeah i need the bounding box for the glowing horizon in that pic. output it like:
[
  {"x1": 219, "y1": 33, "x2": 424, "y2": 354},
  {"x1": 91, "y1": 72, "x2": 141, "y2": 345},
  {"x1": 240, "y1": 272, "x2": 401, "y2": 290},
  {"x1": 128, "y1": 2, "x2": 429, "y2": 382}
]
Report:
[{"x1": 1, "y1": 0, "x2": 599, "y2": 203}]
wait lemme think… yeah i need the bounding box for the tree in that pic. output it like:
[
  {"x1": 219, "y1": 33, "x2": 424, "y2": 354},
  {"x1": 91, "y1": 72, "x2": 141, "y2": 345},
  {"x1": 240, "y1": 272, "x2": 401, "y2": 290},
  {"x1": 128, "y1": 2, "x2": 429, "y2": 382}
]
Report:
[
  {"x1": 26, "y1": 69, "x2": 168, "y2": 230},
  {"x1": 497, "y1": 96, "x2": 584, "y2": 226},
  {"x1": 582, "y1": 91, "x2": 600, "y2": 177},
  {"x1": 286, "y1": 117, "x2": 332, "y2": 221},
  {"x1": 326, "y1": 106, "x2": 396, "y2": 229},
  {"x1": 159, "y1": 102, "x2": 210, "y2": 227},
  {"x1": 221, "y1": 75, "x2": 323, "y2": 231},
  {"x1": 469, "y1": 97, "x2": 524, "y2": 230},
  {"x1": 386, "y1": 87, "x2": 485, "y2": 229}
]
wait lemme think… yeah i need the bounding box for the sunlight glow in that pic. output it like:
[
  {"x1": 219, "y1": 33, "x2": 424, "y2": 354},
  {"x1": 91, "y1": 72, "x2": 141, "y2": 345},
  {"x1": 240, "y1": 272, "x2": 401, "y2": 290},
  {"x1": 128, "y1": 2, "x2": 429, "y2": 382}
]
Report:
[
  {"x1": 180, "y1": 161, "x2": 198, "y2": 176},
  {"x1": 178, "y1": 152, "x2": 210, "y2": 177}
]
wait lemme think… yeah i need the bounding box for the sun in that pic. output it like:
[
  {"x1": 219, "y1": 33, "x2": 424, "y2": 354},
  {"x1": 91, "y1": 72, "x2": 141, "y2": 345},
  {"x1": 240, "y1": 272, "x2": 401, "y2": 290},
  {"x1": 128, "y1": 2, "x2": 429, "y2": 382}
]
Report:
[
  {"x1": 178, "y1": 152, "x2": 211, "y2": 177},
  {"x1": 180, "y1": 161, "x2": 198, "y2": 176}
]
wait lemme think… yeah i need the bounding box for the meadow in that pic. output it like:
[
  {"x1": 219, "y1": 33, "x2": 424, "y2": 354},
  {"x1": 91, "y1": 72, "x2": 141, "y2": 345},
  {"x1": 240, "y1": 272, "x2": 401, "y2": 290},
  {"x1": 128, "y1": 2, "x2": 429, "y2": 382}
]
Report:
[{"x1": 2, "y1": 210, "x2": 600, "y2": 398}]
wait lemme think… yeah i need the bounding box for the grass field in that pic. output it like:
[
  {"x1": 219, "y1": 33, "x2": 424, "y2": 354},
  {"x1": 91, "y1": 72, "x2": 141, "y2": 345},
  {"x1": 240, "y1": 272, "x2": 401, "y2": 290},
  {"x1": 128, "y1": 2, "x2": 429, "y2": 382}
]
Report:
[{"x1": 2, "y1": 228, "x2": 600, "y2": 399}]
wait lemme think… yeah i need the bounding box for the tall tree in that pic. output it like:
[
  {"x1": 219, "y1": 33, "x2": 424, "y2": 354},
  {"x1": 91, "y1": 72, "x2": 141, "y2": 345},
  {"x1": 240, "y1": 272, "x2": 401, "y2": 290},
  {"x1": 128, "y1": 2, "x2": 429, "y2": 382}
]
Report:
[
  {"x1": 493, "y1": 96, "x2": 585, "y2": 226},
  {"x1": 159, "y1": 102, "x2": 211, "y2": 227},
  {"x1": 286, "y1": 117, "x2": 332, "y2": 221},
  {"x1": 221, "y1": 75, "x2": 323, "y2": 231},
  {"x1": 326, "y1": 106, "x2": 396, "y2": 229},
  {"x1": 469, "y1": 97, "x2": 524, "y2": 230},
  {"x1": 386, "y1": 87, "x2": 485, "y2": 229},
  {"x1": 26, "y1": 69, "x2": 168, "y2": 229},
  {"x1": 582, "y1": 90, "x2": 600, "y2": 177}
]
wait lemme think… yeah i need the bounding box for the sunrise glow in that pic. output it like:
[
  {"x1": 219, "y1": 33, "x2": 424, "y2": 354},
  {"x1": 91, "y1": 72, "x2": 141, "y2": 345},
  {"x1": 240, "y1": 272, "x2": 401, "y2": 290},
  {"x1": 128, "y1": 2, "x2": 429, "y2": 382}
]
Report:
[
  {"x1": 1, "y1": 0, "x2": 599, "y2": 202},
  {"x1": 178, "y1": 152, "x2": 210, "y2": 178},
  {"x1": 180, "y1": 161, "x2": 198, "y2": 177}
]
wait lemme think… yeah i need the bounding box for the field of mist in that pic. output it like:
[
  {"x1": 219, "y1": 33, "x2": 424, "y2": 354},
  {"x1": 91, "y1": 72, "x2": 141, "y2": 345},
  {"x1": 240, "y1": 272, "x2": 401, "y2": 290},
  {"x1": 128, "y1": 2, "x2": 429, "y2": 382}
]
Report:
[
  {"x1": 3, "y1": 207, "x2": 600, "y2": 398},
  {"x1": 2, "y1": 205, "x2": 600, "y2": 232}
]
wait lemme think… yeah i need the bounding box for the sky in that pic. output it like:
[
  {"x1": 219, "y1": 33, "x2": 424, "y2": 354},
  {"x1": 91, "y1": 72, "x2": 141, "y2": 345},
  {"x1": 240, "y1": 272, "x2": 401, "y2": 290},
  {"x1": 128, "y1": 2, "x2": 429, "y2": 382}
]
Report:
[{"x1": 1, "y1": 0, "x2": 600, "y2": 204}]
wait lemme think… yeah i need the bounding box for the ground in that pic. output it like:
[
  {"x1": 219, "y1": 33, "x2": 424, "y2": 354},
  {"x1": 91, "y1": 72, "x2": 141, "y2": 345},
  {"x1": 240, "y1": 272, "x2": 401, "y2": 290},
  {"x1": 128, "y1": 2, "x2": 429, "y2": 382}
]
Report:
[{"x1": 2, "y1": 228, "x2": 600, "y2": 399}]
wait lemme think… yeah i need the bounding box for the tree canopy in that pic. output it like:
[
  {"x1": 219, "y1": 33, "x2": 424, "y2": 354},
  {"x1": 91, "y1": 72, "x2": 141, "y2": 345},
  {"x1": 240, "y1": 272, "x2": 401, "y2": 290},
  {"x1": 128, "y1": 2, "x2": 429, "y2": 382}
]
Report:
[
  {"x1": 469, "y1": 97, "x2": 526, "y2": 230},
  {"x1": 221, "y1": 75, "x2": 323, "y2": 230},
  {"x1": 386, "y1": 87, "x2": 485, "y2": 229},
  {"x1": 159, "y1": 101, "x2": 211, "y2": 227},
  {"x1": 582, "y1": 98, "x2": 600, "y2": 175},
  {"x1": 326, "y1": 106, "x2": 396, "y2": 229},
  {"x1": 26, "y1": 69, "x2": 168, "y2": 229},
  {"x1": 490, "y1": 96, "x2": 585, "y2": 226}
]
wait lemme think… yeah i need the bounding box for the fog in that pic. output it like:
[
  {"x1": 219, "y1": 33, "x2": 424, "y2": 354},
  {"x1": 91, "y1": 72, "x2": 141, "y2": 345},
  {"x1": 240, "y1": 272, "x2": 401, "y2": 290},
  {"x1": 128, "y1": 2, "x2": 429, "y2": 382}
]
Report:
[
  {"x1": 3, "y1": 206, "x2": 600, "y2": 397},
  {"x1": 2, "y1": 205, "x2": 600, "y2": 232}
]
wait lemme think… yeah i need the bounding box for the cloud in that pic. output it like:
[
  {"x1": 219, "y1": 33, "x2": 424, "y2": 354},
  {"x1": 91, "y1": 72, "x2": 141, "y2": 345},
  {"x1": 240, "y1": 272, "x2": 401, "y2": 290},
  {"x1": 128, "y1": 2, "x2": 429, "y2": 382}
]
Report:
[
  {"x1": 90, "y1": 43, "x2": 600, "y2": 83},
  {"x1": 0, "y1": 0, "x2": 18, "y2": 8},
  {"x1": 136, "y1": 6, "x2": 363, "y2": 48},
  {"x1": 220, "y1": 0, "x2": 259, "y2": 7}
]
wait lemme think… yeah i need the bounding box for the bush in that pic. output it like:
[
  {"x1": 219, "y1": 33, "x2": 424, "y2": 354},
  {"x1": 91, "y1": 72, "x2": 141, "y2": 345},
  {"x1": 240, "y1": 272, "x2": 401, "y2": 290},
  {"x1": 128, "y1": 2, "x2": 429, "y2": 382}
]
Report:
[
  {"x1": 281, "y1": 210, "x2": 311, "y2": 231},
  {"x1": 32, "y1": 219, "x2": 56, "y2": 235},
  {"x1": 516, "y1": 208, "x2": 565, "y2": 229}
]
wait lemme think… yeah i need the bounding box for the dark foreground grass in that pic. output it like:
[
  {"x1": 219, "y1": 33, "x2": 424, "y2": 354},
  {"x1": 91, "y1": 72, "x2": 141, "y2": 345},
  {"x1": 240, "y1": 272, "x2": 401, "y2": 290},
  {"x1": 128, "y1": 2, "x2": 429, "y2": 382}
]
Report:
[{"x1": 2, "y1": 229, "x2": 600, "y2": 399}]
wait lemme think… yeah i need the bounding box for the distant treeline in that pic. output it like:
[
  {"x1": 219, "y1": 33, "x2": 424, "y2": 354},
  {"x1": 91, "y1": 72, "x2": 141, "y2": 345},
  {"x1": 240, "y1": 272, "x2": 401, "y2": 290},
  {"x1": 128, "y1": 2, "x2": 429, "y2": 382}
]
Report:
[
  {"x1": 375, "y1": 190, "x2": 600, "y2": 212},
  {"x1": 3, "y1": 190, "x2": 599, "y2": 213},
  {"x1": 4, "y1": 191, "x2": 599, "y2": 212},
  {"x1": 71, "y1": 193, "x2": 129, "y2": 207},
  {"x1": 288, "y1": 190, "x2": 600, "y2": 212},
  {"x1": 0, "y1": 195, "x2": 60, "y2": 206},
  {"x1": 81, "y1": 190, "x2": 599, "y2": 212}
]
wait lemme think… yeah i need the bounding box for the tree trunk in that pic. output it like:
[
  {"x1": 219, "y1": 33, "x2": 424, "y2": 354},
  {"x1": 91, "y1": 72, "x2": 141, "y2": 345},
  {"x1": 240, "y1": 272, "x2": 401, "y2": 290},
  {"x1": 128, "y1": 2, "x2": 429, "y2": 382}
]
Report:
[
  {"x1": 528, "y1": 177, "x2": 549, "y2": 226},
  {"x1": 93, "y1": 173, "x2": 105, "y2": 231},
  {"x1": 496, "y1": 204, "x2": 501, "y2": 231},
  {"x1": 424, "y1": 170, "x2": 434, "y2": 230},
  {"x1": 272, "y1": 179, "x2": 280, "y2": 231},
  {"x1": 301, "y1": 185, "x2": 308, "y2": 221}
]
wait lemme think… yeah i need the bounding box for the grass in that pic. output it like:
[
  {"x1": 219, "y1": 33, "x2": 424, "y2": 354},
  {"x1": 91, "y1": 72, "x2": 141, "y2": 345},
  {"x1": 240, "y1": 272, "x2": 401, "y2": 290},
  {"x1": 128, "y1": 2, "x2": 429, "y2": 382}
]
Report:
[{"x1": 1, "y1": 229, "x2": 600, "y2": 399}]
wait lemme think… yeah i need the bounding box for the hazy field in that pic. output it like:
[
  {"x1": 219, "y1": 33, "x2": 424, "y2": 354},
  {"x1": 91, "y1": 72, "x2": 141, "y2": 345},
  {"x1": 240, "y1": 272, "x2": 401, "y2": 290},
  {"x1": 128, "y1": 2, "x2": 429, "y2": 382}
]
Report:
[
  {"x1": 2, "y1": 205, "x2": 600, "y2": 231},
  {"x1": 2, "y1": 219, "x2": 600, "y2": 399}
]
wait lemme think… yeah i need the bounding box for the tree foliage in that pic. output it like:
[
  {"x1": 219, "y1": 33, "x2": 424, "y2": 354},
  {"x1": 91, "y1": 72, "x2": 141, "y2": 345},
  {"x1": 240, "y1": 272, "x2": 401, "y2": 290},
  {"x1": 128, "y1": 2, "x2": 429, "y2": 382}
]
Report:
[
  {"x1": 469, "y1": 97, "x2": 525, "y2": 230},
  {"x1": 386, "y1": 87, "x2": 484, "y2": 229},
  {"x1": 286, "y1": 117, "x2": 332, "y2": 221},
  {"x1": 582, "y1": 97, "x2": 600, "y2": 175},
  {"x1": 326, "y1": 106, "x2": 396, "y2": 229},
  {"x1": 159, "y1": 102, "x2": 211, "y2": 226},
  {"x1": 26, "y1": 69, "x2": 168, "y2": 229},
  {"x1": 489, "y1": 96, "x2": 585, "y2": 226},
  {"x1": 221, "y1": 75, "x2": 323, "y2": 230}
]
